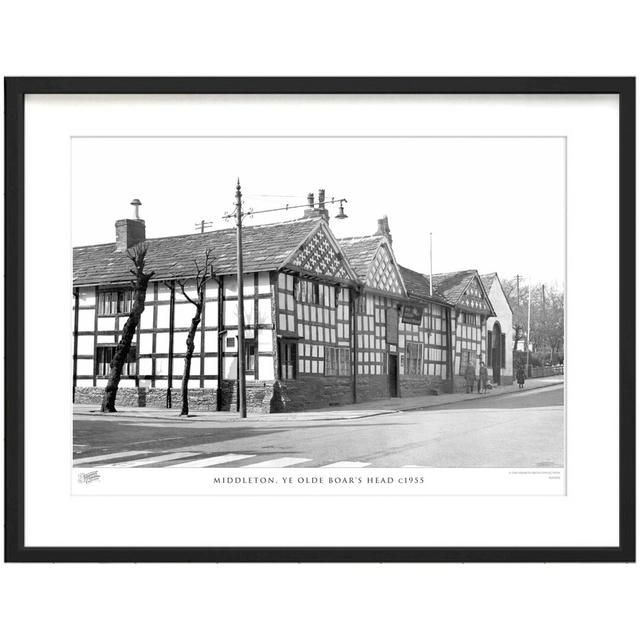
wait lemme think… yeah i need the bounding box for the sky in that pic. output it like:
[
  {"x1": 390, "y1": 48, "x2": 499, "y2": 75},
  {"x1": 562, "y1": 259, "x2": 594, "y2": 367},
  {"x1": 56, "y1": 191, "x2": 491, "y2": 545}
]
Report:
[{"x1": 71, "y1": 136, "x2": 565, "y2": 287}]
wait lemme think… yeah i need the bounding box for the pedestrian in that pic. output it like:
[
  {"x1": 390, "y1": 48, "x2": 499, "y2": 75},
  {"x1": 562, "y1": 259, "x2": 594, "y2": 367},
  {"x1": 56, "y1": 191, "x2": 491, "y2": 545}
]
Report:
[
  {"x1": 516, "y1": 365, "x2": 526, "y2": 390},
  {"x1": 464, "y1": 362, "x2": 475, "y2": 394},
  {"x1": 478, "y1": 360, "x2": 488, "y2": 394}
]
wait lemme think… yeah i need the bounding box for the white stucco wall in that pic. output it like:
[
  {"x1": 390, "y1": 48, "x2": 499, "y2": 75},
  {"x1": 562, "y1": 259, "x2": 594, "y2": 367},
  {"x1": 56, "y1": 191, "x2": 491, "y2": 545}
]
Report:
[{"x1": 485, "y1": 277, "x2": 514, "y2": 382}]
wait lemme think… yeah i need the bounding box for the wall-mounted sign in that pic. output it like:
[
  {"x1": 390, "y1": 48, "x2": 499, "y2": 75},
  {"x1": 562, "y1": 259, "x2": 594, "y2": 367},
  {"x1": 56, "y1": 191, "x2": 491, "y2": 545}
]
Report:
[
  {"x1": 401, "y1": 304, "x2": 423, "y2": 326},
  {"x1": 386, "y1": 307, "x2": 399, "y2": 345}
]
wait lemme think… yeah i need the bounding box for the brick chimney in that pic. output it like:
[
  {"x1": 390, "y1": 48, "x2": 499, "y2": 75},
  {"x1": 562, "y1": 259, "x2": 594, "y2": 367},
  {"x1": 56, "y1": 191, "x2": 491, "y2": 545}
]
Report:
[
  {"x1": 115, "y1": 199, "x2": 146, "y2": 251},
  {"x1": 375, "y1": 215, "x2": 392, "y2": 245},
  {"x1": 303, "y1": 189, "x2": 329, "y2": 222}
]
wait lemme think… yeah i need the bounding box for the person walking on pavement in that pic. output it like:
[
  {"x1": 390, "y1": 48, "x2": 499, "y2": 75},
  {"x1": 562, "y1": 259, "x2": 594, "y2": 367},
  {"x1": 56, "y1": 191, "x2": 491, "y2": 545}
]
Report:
[
  {"x1": 516, "y1": 364, "x2": 526, "y2": 390},
  {"x1": 478, "y1": 360, "x2": 488, "y2": 394},
  {"x1": 464, "y1": 362, "x2": 475, "y2": 394}
]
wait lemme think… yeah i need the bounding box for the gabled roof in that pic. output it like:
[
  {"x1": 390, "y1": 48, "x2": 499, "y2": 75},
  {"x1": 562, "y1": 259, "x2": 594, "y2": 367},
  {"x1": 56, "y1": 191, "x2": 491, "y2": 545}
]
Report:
[
  {"x1": 338, "y1": 234, "x2": 407, "y2": 297},
  {"x1": 431, "y1": 270, "x2": 478, "y2": 304},
  {"x1": 338, "y1": 235, "x2": 384, "y2": 283},
  {"x1": 73, "y1": 217, "x2": 323, "y2": 286},
  {"x1": 432, "y1": 269, "x2": 496, "y2": 316},
  {"x1": 397, "y1": 265, "x2": 451, "y2": 306},
  {"x1": 481, "y1": 272, "x2": 514, "y2": 314}
]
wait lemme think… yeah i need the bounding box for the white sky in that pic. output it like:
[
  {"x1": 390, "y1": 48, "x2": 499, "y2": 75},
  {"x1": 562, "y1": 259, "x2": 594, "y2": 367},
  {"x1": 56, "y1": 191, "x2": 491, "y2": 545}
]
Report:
[{"x1": 72, "y1": 136, "x2": 565, "y2": 286}]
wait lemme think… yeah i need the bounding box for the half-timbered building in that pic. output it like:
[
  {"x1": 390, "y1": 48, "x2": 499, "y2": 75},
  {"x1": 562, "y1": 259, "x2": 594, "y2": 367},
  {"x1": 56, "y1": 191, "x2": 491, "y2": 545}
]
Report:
[
  {"x1": 73, "y1": 200, "x2": 502, "y2": 412},
  {"x1": 430, "y1": 270, "x2": 496, "y2": 391}
]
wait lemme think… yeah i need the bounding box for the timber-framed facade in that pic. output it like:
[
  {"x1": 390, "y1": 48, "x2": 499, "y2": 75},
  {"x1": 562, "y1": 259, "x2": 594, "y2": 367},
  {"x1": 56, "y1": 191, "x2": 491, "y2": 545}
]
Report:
[{"x1": 73, "y1": 198, "x2": 510, "y2": 413}]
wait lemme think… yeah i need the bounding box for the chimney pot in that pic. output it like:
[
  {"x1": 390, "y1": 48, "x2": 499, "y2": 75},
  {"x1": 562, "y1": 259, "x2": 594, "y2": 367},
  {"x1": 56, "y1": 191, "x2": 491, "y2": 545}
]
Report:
[
  {"x1": 375, "y1": 215, "x2": 392, "y2": 245},
  {"x1": 303, "y1": 189, "x2": 329, "y2": 222}
]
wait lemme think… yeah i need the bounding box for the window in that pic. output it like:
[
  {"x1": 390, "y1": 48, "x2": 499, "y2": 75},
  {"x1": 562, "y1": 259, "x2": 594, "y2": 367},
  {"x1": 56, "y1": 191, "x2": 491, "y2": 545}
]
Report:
[
  {"x1": 96, "y1": 345, "x2": 137, "y2": 377},
  {"x1": 226, "y1": 336, "x2": 236, "y2": 348},
  {"x1": 245, "y1": 340, "x2": 257, "y2": 375},
  {"x1": 325, "y1": 346, "x2": 350, "y2": 376},
  {"x1": 405, "y1": 341, "x2": 423, "y2": 375},
  {"x1": 294, "y1": 279, "x2": 323, "y2": 306},
  {"x1": 311, "y1": 282, "x2": 320, "y2": 305},
  {"x1": 98, "y1": 289, "x2": 134, "y2": 315},
  {"x1": 460, "y1": 312, "x2": 479, "y2": 326},
  {"x1": 279, "y1": 340, "x2": 297, "y2": 379},
  {"x1": 501, "y1": 332, "x2": 506, "y2": 368}
]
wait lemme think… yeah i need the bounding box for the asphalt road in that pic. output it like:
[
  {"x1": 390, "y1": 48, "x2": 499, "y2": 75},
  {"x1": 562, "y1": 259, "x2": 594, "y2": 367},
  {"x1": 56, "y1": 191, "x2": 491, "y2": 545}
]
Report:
[{"x1": 74, "y1": 385, "x2": 564, "y2": 468}]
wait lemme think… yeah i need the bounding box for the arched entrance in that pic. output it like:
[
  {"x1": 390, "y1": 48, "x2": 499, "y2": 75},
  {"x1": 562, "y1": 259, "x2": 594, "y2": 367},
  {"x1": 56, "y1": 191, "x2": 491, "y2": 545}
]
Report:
[{"x1": 491, "y1": 322, "x2": 502, "y2": 384}]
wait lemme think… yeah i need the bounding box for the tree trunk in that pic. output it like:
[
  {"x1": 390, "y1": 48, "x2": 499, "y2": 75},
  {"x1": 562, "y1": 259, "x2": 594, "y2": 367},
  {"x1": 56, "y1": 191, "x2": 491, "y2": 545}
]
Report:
[
  {"x1": 101, "y1": 268, "x2": 153, "y2": 412},
  {"x1": 180, "y1": 305, "x2": 202, "y2": 416}
]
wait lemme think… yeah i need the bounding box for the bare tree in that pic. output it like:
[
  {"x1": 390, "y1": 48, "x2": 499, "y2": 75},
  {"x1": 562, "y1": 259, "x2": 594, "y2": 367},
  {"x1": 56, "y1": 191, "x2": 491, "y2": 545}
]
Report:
[
  {"x1": 174, "y1": 249, "x2": 215, "y2": 416},
  {"x1": 101, "y1": 244, "x2": 155, "y2": 413},
  {"x1": 503, "y1": 275, "x2": 564, "y2": 363}
]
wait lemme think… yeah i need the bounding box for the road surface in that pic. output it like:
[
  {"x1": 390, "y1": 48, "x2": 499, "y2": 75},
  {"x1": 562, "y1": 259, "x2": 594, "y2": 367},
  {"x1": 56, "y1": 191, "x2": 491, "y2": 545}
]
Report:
[{"x1": 74, "y1": 385, "x2": 564, "y2": 468}]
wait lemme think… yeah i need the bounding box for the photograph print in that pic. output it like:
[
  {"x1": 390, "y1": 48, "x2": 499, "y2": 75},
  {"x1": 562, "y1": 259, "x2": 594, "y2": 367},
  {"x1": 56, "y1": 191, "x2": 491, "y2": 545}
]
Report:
[{"x1": 72, "y1": 135, "x2": 565, "y2": 478}]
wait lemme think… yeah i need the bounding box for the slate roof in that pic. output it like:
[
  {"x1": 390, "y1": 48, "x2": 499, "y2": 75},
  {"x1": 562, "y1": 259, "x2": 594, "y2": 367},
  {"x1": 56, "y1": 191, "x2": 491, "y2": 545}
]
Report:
[
  {"x1": 73, "y1": 218, "x2": 321, "y2": 286},
  {"x1": 397, "y1": 265, "x2": 450, "y2": 306},
  {"x1": 337, "y1": 235, "x2": 384, "y2": 283},
  {"x1": 430, "y1": 270, "x2": 478, "y2": 305},
  {"x1": 480, "y1": 273, "x2": 496, "y2": 292}
]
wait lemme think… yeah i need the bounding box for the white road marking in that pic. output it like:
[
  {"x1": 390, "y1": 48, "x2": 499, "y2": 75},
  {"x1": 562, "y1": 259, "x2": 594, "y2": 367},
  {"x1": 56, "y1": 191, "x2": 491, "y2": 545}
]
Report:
[
  {"x1": 102, "y1": 452, "x2": 197, "y2": 467},
  {"x1": 322, "y1": 461, "x2": 371, "y2": 468},
  {"x1": 74, "y1": 450, "x2": 151, "y2": 465},
  {"x1": 244, "y1": 457, "x2": 312, "y2": 468},
  {"x1": 169, "y1": 454, "x2": 256, "y2": 468}
]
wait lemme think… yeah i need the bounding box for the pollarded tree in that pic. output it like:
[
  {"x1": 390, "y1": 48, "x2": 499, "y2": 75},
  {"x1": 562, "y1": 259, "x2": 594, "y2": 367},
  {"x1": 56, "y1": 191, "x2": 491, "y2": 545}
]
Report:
[
  {"x1": 174, "y1": 249, "x2": 215, "y2": 416},
  {"x1": 100, "y1": 243, "x2": 155, "y2": 412}
]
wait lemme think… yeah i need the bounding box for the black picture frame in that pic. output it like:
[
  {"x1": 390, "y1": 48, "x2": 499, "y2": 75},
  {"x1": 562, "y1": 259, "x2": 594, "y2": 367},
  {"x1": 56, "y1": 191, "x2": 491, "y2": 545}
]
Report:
[{"x1": 4, "y1": 76, "x2": 635, "y2": 563}]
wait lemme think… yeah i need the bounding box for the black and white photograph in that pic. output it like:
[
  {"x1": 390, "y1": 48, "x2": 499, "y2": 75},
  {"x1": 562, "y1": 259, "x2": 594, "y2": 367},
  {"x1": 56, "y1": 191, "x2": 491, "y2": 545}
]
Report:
[
  {"x1": 71, "y1": 135, "x2": 565, "y2": 475},
  {"x1": 5, "y1": 78, "x2": 632, "y2": 563}
]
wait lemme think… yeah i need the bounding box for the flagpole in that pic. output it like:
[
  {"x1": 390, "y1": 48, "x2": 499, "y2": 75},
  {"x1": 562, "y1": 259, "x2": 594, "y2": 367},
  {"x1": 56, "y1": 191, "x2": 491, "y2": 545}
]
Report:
[{"x1": 429, "y1": 232, "x2": 433, "y2": 297}]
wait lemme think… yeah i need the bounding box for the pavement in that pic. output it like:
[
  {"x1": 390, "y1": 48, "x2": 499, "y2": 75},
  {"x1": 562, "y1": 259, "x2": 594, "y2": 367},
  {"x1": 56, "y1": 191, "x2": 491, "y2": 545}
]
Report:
[
  {"x1": 74, "y1": 383, "x2": 565, "y2": 468},
  {"x1": 73, "y1": 375, "x2": 563, "y2": 425}
]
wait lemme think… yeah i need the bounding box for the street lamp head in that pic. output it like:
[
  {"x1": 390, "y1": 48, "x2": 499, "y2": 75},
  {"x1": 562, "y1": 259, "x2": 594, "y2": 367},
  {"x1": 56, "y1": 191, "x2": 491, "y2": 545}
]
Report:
[{"x1": 335, "y1": 201, "x2": 347, "y2": 220}]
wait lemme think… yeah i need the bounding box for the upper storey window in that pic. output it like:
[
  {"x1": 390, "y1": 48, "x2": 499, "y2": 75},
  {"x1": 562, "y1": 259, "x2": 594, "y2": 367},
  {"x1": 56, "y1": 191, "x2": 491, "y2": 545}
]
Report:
[{"x1": 98, "y1": 289, "x2": 134, "y2": 316}]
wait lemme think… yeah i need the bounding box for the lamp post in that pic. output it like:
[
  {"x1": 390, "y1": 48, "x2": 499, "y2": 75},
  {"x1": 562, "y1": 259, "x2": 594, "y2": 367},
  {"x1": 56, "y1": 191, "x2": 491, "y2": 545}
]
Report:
[
  {"x1": 234, "y1": 180, "x2": 247, "y2": 418},
  {"x1": 223, "y1": 182, "x2": 348, "y2": 418}
]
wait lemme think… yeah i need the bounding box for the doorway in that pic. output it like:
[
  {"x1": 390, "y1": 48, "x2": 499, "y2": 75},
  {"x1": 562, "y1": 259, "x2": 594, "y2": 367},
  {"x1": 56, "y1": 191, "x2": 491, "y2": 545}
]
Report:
[
  {"x1": 388, "y1": 354, "x2": 398, "y2": 397},
  {"x1": 492, "y1": 322, "x2": 502, "y2": 384}
]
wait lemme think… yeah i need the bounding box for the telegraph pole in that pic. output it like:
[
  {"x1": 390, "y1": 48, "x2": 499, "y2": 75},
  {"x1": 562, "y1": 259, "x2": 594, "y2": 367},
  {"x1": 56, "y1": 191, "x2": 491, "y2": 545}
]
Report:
[
  {"x1": 235, "y1": 179, "x2": 247, "y2": 418},
  {"x1": 526, "y1": 279, "x2": 531, "y2": 373},
  {"x1": 542, "y1": 284, "x2": 546, "y2": 352}
]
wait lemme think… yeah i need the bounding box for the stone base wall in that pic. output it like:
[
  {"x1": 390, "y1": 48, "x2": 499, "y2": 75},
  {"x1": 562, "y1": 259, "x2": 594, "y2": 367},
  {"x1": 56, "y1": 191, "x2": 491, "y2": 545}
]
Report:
[
  {"x1": 399, "y1": 375, "x2": 444, "y2": 397},
  {"x1": 74, "y1": 386, "x2": 145, "y2": 406},
  {"x1": 356, "y1": 375, "x2": 390, "y2": 402},
  {"x1": 218, "y1": 380, "x2": 276, "y2": 414},
  {"x1": 273, "y1": 375, "x2": 353, "y2": 412},
  {"x1": 74, "y1": 386, "x2": 218, "y2": 411},
  {"x1": 75, "y1": 372, "x2": 453, "y2": 414}
]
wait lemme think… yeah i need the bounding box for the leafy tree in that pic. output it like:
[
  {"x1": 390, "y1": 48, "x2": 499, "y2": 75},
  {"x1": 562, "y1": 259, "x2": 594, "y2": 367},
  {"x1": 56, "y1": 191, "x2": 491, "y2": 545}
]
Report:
[{"x1": 101, "y1": 243, "x2": 154, "y2": 412}]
